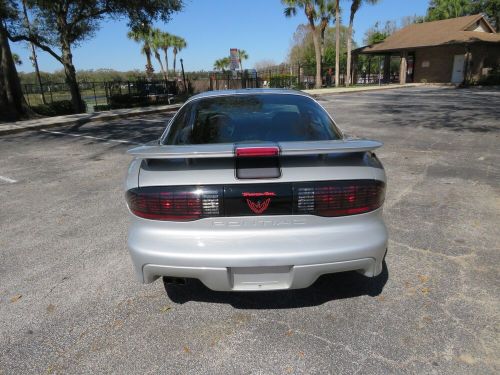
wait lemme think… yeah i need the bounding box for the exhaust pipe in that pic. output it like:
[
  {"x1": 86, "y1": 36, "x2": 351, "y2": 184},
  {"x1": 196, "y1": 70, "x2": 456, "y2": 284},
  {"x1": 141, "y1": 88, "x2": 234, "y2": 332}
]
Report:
[{"x1": 163, "y1": 276, "x2": 186, "y2": 285}]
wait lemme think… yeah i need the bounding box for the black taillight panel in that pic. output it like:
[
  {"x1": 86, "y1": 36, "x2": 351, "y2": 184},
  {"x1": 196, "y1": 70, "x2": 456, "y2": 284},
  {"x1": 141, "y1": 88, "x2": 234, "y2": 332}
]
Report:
[
  {"x1": 294, "y1": 180, "x2": 385, "y2": 217},
  {"x1": 126, "y1": 186, "x2": 223, "y2": 221},
  {"x1": 126, "y1": 180, "x2": 385, "y2": 221}
]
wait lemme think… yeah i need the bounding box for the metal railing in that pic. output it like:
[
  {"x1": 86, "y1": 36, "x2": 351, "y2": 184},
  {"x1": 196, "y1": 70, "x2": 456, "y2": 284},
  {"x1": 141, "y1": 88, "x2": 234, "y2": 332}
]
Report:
[
  {"x1": 22, "y1": 80, "x2": 179, "y2": 112},
  {"x1": 22, "y1": 65, "x2": 393, "y2": 113}
]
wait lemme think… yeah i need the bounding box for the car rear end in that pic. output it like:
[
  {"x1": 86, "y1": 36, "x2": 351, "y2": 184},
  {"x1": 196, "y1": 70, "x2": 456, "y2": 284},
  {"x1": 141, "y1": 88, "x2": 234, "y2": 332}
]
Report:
[{"x1": 124, "y1": 90, "x2": 387, "y2": 291}]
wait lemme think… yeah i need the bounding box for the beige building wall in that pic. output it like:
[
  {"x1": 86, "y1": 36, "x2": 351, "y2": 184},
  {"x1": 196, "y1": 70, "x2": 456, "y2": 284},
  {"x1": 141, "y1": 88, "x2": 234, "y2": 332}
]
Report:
[
  {"x1": 414, "y1": 45, "x2": 467, "y2": 83},
  {"x1": 413, "y1": 44, "x2": 500, "y2": 83}
]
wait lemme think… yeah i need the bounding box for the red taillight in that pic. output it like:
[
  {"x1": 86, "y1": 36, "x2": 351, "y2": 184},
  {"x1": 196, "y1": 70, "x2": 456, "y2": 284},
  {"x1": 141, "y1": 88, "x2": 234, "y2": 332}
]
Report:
[
  {"x1": 126, "y1": 187, "x2": 222, "y2": 221},
  {"x1": 295, "y1": 180, "x2": 385, "y2": 217},
  {"x1": 235, "y1": 146, "x2": 280, "y2": 158},
  {"x1": 126, "y1": 180, "x2": 384, "y2": 221}
]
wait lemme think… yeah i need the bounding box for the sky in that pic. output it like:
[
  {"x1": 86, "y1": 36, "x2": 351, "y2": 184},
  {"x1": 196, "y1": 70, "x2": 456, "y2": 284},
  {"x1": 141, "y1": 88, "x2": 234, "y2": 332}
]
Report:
[{"x1": 12, "y1": 0, "x2": 430, "y2": 74}]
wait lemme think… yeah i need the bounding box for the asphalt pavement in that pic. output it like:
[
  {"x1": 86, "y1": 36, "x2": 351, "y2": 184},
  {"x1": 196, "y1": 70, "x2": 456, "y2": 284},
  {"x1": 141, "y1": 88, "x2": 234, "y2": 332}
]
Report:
[{"x1": 0, "y1": 86, "x2": 499, "y2": 374}]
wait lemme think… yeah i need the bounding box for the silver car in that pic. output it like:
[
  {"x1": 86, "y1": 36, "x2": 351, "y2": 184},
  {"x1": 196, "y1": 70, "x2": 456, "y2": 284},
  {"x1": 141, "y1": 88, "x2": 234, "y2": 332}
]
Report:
[{"x1": 125, "y1": 89, "x2": 387, "y2": 291}]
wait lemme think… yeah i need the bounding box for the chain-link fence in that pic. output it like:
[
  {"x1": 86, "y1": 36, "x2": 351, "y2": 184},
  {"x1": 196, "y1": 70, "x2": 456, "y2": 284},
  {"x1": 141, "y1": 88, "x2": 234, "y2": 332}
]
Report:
[
  {"x1": 22, "y1": 63, "x2": 393, "y2": 114},
  {"x1": 22, "y1": 80, "x2": 179, "y2": 112}
]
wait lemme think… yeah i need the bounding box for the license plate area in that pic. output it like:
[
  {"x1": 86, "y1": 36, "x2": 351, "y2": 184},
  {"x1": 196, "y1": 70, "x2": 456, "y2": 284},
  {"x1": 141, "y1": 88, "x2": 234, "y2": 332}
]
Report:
[
  {"x1": 230, "y1": 266, "x2": 292, "y2": 290},
  {"x1": 224, "y1": 183, "x2": 293, "y2": 216}
]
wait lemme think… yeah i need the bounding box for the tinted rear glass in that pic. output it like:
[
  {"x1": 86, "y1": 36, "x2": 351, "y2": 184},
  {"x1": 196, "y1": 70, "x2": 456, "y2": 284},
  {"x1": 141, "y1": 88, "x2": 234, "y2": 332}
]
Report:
[{"x1": 164, "y1": 94, "x2": 341, "y2": 145}]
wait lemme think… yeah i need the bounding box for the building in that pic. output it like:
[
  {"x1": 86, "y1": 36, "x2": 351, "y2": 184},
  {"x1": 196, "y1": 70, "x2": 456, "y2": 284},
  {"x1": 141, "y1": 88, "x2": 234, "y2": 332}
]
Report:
[{"x1": 354, "y1": 14, "x2": 500, "y2": 84}]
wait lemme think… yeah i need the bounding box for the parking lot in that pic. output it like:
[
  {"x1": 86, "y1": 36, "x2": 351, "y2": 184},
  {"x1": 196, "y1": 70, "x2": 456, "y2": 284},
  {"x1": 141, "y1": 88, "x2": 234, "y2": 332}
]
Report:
[{"x1": 0, "y1": 86, "x2": 499, "y2": 374}]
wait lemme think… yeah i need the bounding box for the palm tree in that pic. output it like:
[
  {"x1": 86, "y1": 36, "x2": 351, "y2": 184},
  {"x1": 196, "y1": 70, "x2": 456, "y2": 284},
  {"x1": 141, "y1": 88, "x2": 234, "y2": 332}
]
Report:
[
  {"x1": 150, "y1": 28, "x2": 169, "y2": 81},
  {"x1": 238, "y1": 49, "x2": 249, "y2": 71},
  {"x1": 128, "y1": 28, "x2": 154, "y2": 77},
  {"x1": 159, "y1": 32, "x2": 174, "y2": 80},
  {"x1": 213, "y1": 57, "x2": 230, "y2": 72},
  {"x1": 346, "y1": 0, "x2": 379, "y2": 86},
  {"x1": 172, "y1": 36, "x2": 187, "y2": 76},
  {"x1": 317, "y1": 1, "x2": 333, "y2": 67},
  {"x1": 283, "y1": 0, "x2": 330, "y2": 89},
  {"x1": 333, "y1": 0, "x2": 340, "y2": 87}
]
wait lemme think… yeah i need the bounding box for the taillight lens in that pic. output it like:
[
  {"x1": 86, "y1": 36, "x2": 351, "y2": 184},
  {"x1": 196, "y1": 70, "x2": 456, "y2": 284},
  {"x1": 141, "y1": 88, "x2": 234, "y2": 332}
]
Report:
[
  {"x1": 235, "y1": 146, "x2": 280, "y2": 158},
  {"x1": 126, "y1": 180, "x2": 385, "y2": 221},
  {"x1": 126, "y1": 186, "x2": 222, "y2": 221},
  {"x1": 295, "y1": 180, "x2": 385, "y2": 217}
]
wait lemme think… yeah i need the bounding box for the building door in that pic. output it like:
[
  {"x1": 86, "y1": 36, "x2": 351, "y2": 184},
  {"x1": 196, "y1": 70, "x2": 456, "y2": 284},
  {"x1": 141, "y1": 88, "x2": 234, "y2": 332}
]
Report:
[{"x1": 451, "y1": 54, "x2": 465, "y2": 83}]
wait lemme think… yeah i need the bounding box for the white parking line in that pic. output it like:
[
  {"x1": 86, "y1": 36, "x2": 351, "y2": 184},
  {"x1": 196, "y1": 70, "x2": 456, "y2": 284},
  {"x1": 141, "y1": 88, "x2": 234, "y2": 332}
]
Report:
[
  {"x1": 0, "y1": 175, "x2": 17, "y2": 183},
  {"x1": 40, "y1": 129, "x2": 141, "y2": 145},
  {"x1": 133, "y1": 118, "x2": 167, "y2": 123}
]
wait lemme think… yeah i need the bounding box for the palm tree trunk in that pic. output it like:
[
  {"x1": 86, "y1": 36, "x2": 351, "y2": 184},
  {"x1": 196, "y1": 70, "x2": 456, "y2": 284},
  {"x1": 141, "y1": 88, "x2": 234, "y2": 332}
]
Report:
[
  {"x1": 154, "y1": 51, "x2": 167, "y2": 81},
  {"x1": 320, "y1": 18, "x2": 328, "y2": 68},
  {"x1": 335, "y1": 0, "x2": 340, "y2": 88},
  {"x1": 312, "y1": 29, "x2": 322, "y2": 89},
  {"x1": 346, "y1": 16, "x2": 354, "y2": 87},
  {"x1": 145, "y1": 49, "x2": 154, "y2": 77},
  {"x1": 163, "y1": 48, "x2": 169, "y2": 80},
  {"x1": 173, "y1": 49, "x2": 177, "y2": 76}
]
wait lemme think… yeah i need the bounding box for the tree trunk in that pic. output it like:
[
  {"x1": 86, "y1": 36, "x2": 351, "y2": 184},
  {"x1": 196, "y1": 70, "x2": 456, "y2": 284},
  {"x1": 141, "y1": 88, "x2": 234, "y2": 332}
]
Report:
[
  {"x1": 311, "y1": 29, "x2": 322, "y2": 89},
  {"x1": 22, "y1": 0, "x2": 46, "y2": 104},
  {"x1": 154, "y1": 51, "x2": 167, "y2": 81},
  {"x1": 346, "y1": 18, "x2": 354, "y2": 87},
  {"x1": 0, "y1": 39, "x2": 13, "y2": 120},
  {"x1": 144, "y1": 49, "x2": 154, "y2": 78},
  {"x1": 61, "y1": 41, "x2": 85, "y2": 113},
  {"x1": 0, "y1": 23, "x2": 30, "y2": 120},
  {"x1": 335, "y1": 1, "x2": 340, "y2": 88},
  {"x1": 173, "y1": 50, "x2": 177, "y2": 76},
  {"x1": 163, "y1": 48, "x2": 169, "y2": 80},
  {"x1": 320, "y1": 18, "x2": 328, "y2": 68}
]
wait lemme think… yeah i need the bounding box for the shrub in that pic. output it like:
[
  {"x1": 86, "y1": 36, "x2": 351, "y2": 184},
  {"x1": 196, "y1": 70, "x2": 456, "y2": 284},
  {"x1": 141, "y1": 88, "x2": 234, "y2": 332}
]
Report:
[
  {"x1": 478, "y1": 65, "x2": 500, "y2": 85},
  {"x1": 109, "y1": 94, "x2": 149, "y2": 109},
  {"x1": 32, "y1": 100, "x2": 83, "y2": 116},
  {"x1": 94, "y1": 104, "x2": 111, "y2": 112},
  {"x1": 269, "y1": 74, "x2": 298, "y2": 89}
]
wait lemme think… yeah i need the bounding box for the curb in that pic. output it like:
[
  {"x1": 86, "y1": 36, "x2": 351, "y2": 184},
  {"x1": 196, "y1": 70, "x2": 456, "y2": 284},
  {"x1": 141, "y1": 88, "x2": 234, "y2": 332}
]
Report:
[
  {"x1": 0, "y1": 104, "x2": 182, "y2": 136},
  {"x1": 303, "y1": 83, "x2": 423, "y2": 97}
]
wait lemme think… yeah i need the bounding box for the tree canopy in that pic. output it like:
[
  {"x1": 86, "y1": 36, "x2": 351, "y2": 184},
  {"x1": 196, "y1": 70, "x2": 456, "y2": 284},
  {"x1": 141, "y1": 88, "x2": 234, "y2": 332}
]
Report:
[
  {"x1": 426, "y1": 0, "x2": 499, "y2": 31},
  {"x1": 6, "y1": 0, "x2": 183, "y2": 113},
  {"x1": 288, "y1": 23, "x2": 352, "y2": 74}
]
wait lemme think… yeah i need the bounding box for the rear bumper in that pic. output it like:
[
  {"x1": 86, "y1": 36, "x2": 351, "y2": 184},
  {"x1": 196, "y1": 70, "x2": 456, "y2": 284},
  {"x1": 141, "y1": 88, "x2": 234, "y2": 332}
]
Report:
[{"x1": 127, "y1": 210, "x2": 388, "y2": 291}]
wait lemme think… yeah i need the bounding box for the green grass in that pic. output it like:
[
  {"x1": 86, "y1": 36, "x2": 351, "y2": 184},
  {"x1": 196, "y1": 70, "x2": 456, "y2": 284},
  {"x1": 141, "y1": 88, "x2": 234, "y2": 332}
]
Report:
[{"x1": 24, "y1": 87, "x2": 109, "y2": 112}]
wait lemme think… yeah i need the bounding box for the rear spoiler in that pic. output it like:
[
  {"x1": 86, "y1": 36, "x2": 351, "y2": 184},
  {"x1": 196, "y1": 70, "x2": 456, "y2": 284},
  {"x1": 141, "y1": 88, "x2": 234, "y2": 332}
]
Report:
[{"x1": 127, "y1": 139, "x2": 382, "y2": 159}]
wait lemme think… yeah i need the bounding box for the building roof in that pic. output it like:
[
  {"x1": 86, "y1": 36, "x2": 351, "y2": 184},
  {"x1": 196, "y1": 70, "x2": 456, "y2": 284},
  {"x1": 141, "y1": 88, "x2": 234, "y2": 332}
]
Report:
[{"x1": 358, "y1": 14, "x2": 500, "y2": 54}]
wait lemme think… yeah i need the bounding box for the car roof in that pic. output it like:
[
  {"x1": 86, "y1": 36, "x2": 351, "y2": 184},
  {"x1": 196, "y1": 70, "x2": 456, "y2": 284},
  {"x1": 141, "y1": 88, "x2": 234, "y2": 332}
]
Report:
[{"x1": 185, "y1": 88, "x2": 312, "y2": 104}]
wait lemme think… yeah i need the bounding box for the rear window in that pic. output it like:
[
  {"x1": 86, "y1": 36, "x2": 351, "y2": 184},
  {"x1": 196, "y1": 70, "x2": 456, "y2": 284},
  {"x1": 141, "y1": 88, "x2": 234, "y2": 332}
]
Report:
[{"x1": 163, "y1": 94, "x2": 341, "y2": 145}]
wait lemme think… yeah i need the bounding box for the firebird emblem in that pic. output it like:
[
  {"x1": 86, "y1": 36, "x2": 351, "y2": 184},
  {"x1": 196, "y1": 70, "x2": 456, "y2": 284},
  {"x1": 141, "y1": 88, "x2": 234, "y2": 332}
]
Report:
[{"x1": 242, "y1": 192, "x2": 276, "y2": 214}]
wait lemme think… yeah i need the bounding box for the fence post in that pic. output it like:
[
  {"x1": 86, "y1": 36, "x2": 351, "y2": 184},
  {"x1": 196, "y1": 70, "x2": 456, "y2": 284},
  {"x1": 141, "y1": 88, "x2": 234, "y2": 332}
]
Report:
[
  {"x1": 128, "y1": 81, "x2": 131, "y2": 95},
  {"x1": 24, "y1": 85, "x2": 31, "y2": 107},
  {"x1": 93, "y1": 82, "x2": 98, "y2": 107},
  {"x1": 367, "y1": 57, "x2": 372, "y2": 84},
  {"x1": 104, "y1": 82, "x2": 109, "y2": 105}
]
